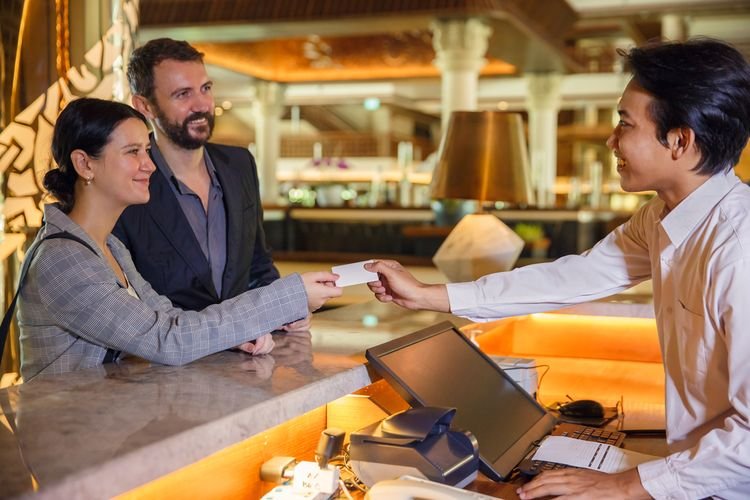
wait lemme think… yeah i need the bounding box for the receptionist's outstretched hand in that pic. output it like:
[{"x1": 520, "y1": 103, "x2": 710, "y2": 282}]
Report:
[
  {"x1": 365, "y1": 260, "x2": 450, "y2": 313},
  {"x1": 517, "y1": 468, "x2": 649, "y2": 500}
]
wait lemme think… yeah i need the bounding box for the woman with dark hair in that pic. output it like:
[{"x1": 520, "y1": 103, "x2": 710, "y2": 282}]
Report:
[{"x1": 18, "y1": 97, "x2": 341, "y2": 380}]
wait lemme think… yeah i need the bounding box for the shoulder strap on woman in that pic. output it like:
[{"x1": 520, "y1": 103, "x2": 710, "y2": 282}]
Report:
[{"x1": 0, "y1": 232, "x2": 100, "y2": 367}]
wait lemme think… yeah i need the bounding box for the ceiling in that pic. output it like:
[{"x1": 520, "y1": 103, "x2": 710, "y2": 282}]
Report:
[
  {"x1": 138, "y1": 0, "x2": 581, "y2": 80},
  {"x1": 138, "y1": 0, "x2": 750, "y2": 80},
  {"x1": 192, "y1": 33, "x2": 516, "y2": 83},
  {"x1": 135, "y1": 0, "x2": 750, "y2": 122}
]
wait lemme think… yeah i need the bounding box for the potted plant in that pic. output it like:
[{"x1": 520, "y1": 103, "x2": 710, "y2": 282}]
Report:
[{"x1": 514, "y1": 223, "x2": 551, "y2": 258}]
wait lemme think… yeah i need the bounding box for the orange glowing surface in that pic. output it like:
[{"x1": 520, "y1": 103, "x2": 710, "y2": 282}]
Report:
[
  {"x1": 475, "y1": 313, "x2": 660, "y2": 363},
  {"x1": 194, "y1": 34, "x2": 515, "y2": 82}
]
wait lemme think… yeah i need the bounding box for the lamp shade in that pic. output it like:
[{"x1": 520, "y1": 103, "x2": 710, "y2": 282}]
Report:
[{"x1": 431, "y1": 111, "x2": 534, "y2": 205}]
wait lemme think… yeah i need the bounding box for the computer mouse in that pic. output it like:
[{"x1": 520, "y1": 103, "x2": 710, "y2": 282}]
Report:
[{"x1": 558, "y1": 399, "x2": 605, "y2": 418}]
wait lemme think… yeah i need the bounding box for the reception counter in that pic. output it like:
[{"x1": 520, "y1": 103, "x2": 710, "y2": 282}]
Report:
[{"x1": 0, "y1": 300, "x2": 662, "y2": 499}]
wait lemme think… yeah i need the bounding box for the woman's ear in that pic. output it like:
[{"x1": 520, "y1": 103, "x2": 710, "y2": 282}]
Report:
[{"x1": 70, "y1": 149, "x2": 93, "y2": 181}]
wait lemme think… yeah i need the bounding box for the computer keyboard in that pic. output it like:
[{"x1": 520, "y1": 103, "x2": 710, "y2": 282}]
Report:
[
  {"x1": 564, "y1": 426, "x2": 625, "y2": 446},
  {"x1": 518, "y1": 425, "x2": 626, "y2": 477}
]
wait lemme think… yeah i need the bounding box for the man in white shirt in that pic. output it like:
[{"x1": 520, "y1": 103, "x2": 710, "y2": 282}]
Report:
[{"x1": 366, "y1": 39, "x2": 750, "y2": 499}]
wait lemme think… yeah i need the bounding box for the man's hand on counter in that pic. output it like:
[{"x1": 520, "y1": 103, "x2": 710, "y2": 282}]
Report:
[{"x1": 517, "y1": 467, "x2": 650, "y2": 499}]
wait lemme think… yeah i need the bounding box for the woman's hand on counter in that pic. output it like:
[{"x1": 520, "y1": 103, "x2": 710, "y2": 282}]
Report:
[
  {"x1": 237, "y1": 333, "x2": 275, "y2": 356},
  {"x1": 365, "y1": 260, "x2": 450, "y2": 313},
  {"x1": 280, "y1": 315, "x2": 312, "y2": 333}
]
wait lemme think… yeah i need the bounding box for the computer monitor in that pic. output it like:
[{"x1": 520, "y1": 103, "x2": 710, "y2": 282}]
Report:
[{"x1": 366, "y1": 321, "x2": 557, "y2": 481}]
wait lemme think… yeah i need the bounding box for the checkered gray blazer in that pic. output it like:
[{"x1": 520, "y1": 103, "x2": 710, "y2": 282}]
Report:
[{"x1": 18, "y1": 204, "x2": 308, "y2": 380}]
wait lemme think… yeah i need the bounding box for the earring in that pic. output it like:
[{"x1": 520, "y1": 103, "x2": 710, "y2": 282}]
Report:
[{"x1": 84, "y1": 176, "x2": 93, "y2": 186}]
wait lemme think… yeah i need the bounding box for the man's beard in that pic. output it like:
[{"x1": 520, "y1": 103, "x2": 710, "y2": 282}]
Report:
[{"x1": 155, "y1": 108, "x2": 215, "y2": 150}]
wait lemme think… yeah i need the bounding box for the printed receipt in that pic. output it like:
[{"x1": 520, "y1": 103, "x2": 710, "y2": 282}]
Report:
[{"x1": 532, "y1": 436, "x2": 659, "y2": 473}]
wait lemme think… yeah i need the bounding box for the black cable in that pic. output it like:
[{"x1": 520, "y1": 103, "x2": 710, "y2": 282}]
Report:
[
  {"x1": 338, "y1": 442, "x2": 369, "y2": 493},
  {"x1": 535, "y1": 364, "x2": 550, "y2": 401},
  {"x1": 501, "y1": 363, "x2": 551, "y2": 402}
]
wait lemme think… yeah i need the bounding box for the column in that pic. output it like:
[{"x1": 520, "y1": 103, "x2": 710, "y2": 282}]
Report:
[
  {"x1": 252, "y1": 80, "x2": 286, "y2": 203},
  {"x1": 432, "y1": 18, "x2": 492, "y2": 130},
  {"x1": 110, "y1": 0, "x2": 128, "y2": 101},
  {"x1": 526, "y1": 73, "x2": 562, "y2": 208},
  {"x1": 371, "y1": 106, "x2": 392, "y2": 157},
  {"x1": 661, "y1": 14, "x2": 686, "y2": 41}
]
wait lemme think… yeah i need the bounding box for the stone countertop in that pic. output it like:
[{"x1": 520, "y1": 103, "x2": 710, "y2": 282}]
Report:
[{"x1": 0, "y1": 301, "x2": 461, "y2": 500}]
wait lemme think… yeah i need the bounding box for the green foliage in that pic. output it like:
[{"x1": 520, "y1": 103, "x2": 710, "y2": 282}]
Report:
[{"x1": 514, "y1": 222, "x2": 545, "y2": 243}]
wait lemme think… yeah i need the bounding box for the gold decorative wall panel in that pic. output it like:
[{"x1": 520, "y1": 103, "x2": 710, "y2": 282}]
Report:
[{"x1": 0, "y1": 0, "x2": 139, "y2": 231}]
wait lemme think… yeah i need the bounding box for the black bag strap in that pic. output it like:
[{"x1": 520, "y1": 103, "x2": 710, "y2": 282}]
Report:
[{"x1": 0, "y1": 231, "x2": 119, "y2": 369}]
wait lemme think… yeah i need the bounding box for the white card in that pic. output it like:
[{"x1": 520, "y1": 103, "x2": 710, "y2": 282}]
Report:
[{"x1": 332, "y1": 259, "x2": 378, "y2": 287}]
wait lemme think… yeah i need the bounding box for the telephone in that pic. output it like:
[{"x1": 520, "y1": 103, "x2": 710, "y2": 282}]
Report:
[{"x1": 365, "y1": 476, "x2": 502, "y2": 500}]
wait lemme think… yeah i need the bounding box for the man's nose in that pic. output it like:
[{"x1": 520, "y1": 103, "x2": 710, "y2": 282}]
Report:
[
  {"x1": 193, "y1": 92, "x2": 213, "y2": 113},
  {"x1": 606, "y1": 132, "x2": 617, "y2": 150}
]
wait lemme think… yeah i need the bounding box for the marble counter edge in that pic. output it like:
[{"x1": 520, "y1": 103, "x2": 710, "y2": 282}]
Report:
[{"x1": 22, "y1": 364, "x2": 373, "y2": 500}]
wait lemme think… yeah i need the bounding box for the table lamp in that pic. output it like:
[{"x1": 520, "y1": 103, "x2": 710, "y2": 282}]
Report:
[{"x1": 431, "y1": 111, "x2": 534, "y2": 282}]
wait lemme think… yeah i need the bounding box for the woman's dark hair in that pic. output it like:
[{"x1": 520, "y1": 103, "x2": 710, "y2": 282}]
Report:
[
  {"x1": 45, "y1": 98, "x2": 148, "y2": 212},
  {"x1": 127, "y1": 38, "x2": 204, "y2": 100},
  {"x1": 622, "y1": 38, "x2": 750, "y2": 175}
]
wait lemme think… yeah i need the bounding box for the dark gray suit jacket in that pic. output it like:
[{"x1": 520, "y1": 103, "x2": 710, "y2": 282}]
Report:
[
  {"x1": 113, "y1": 141, "x2": 279, "y2": 311},
  {"x1": 18, "y1": 205, "x2": 307, "y2": 379}
]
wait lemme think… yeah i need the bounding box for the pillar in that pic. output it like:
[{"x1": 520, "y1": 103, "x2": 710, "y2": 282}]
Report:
[
  {"x1": 371, "y1": 106, "x2": 392, "y2": 157},
  {"x1": 431, "y1": 18, "x2": 492, "y2": 131},
  {"x1": 662, "y1": 14, "x2": 686, "y2": 41},
  {"x1": 526, "y1": 73, "x2": 562, "y2": 208},
  {"x1": 253, "y1": 80, "x2": 286, "y2": 203}
]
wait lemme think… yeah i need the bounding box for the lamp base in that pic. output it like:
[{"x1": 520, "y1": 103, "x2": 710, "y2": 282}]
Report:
[{"x1": 432, "y1": 213, "x2": 523, "y2": 283}]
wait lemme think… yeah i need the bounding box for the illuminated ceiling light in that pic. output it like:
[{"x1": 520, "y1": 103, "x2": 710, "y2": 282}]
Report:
[
  {"x1": 215, "y1": 106, "x2": 224, "y2": 116},
  {"x1": 497, "y1": 101, "x2": 509, "y2": 110},
  {"x1": 363, "y1": 97, "x2": 381, "y2": 110},
  {"x1": 221, "y1": 100, "x2": 232, "y2": 110}
]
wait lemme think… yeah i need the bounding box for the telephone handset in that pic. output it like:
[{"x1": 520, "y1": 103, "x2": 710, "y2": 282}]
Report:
[{"x1": 365, "y1": 475, "x2": 502, "y2": 500}]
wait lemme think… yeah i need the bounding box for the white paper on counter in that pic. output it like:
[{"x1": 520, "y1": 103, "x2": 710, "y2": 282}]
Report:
[{"x1": 532, "y1": 436, "x2": 660, "y2": 473}]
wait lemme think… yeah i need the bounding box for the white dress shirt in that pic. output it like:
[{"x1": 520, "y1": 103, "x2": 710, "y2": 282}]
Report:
[{"x1": 447, "y1": 171, "x2": 750, "y2": 499}]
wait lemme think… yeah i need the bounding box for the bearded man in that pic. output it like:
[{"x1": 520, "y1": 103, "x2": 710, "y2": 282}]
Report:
[{"x1": 114, "y1": 39, "x2": 310, "y2": 355}]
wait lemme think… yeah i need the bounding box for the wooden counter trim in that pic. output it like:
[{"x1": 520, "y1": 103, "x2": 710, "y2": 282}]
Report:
[{"x1": 116, "y1": 407, "x2": 327, "y2": 500}]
